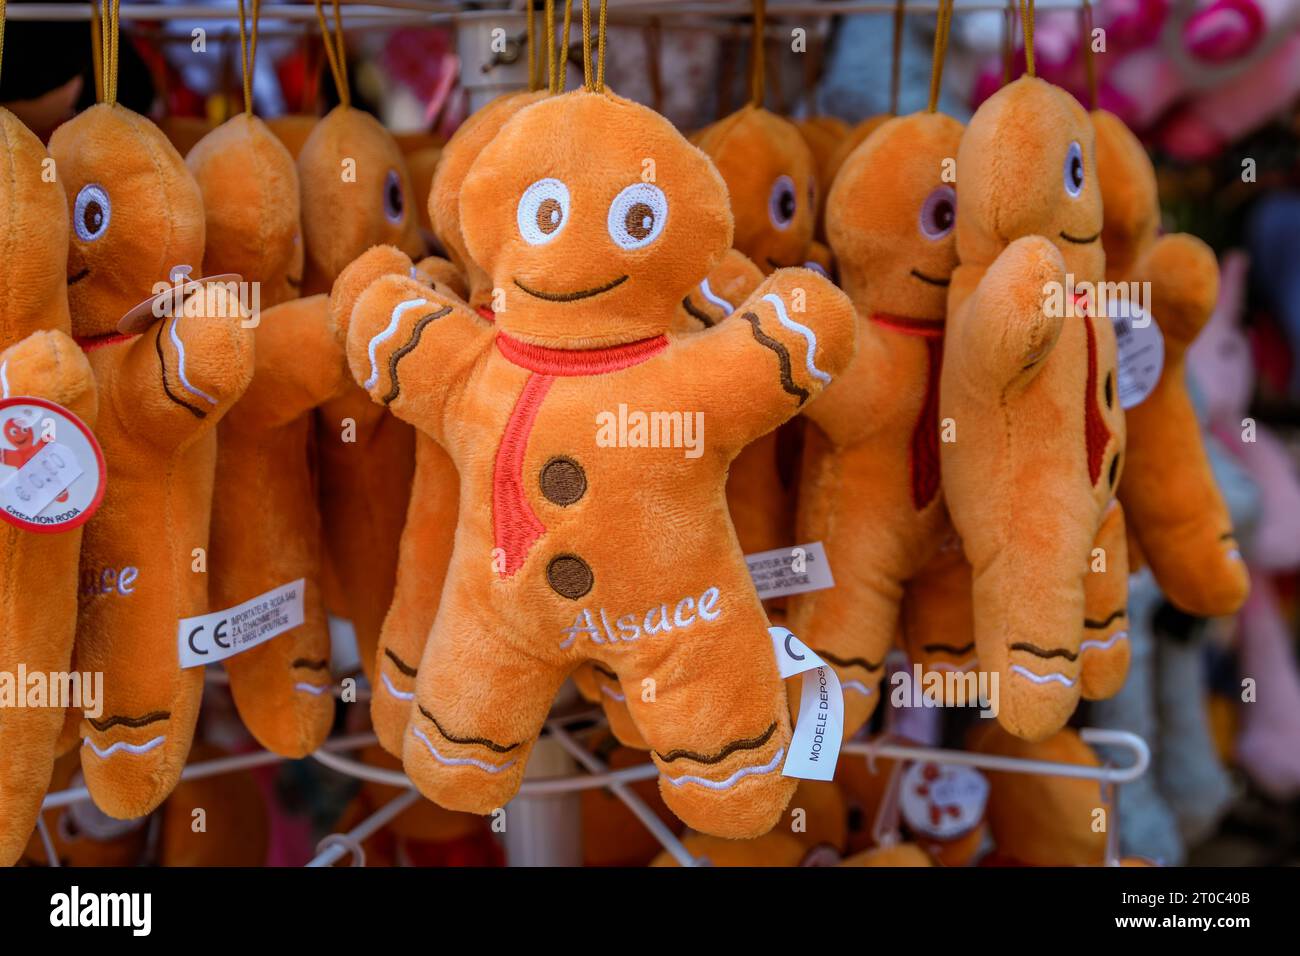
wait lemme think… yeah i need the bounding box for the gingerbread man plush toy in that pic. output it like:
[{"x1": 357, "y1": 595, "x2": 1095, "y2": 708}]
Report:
[
  {"x1": 0, "y1": 107, "x2": 99, "y2": 866},
  {"x1": 332, "y1": 88, "x2": 856, "y2": 838},
  {"x1": 941, "y1": 75, "x2": 1128, "y2": 742},
  {"x1": 788, "y1": 109, "x2": 965, "y2": 737},
  {"x1": 49, "y1": 94, "x2": 255, "y2": 818}
]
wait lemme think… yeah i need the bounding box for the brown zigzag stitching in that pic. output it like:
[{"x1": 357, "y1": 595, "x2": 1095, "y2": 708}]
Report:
[
  {"x1": 1010, "y1": 642, "x2": 1079, "y2": 662},
  {"x1": 87, "y1": 711, "x2": 170, "y2": 732},
  {"x1": 655, "y1": 721, "x2": 776, "y2": 765},
  {"x1": 1084, "y1": 609, "x2": 1126, "y2": 630},
  {"x1": 382, "y1": 306, "x2": 453, "y2": 405},
  {"x1": 384, "y1": 648, "x2": 418, "y2": 677},
  {"x1": 742, "y1": 311, "x2": 809, "y2": 404},
  {"x1": 419, "y1": 704, "x2": 519, "y2": 753},
  {"x1": 680, "y1": 295, "x2": 716, "y2": 327},
  {"x1": 816, "y1": 649, "x2": 885, "y2": 672},
  {"x1": 154, "y1": 322, "x2": 205, "y2": 418}
]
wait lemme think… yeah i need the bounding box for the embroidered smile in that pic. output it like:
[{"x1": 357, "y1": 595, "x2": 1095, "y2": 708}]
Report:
[
  {"x1": 513, "y1": 275, "x2": 629, "y2": 302},
  {"x1": 1059, "y1": 229, "x2": 1101, "y2": 244},
  {"x1": 909, "y1": 268, "x2": 950, "y2": 287},
  {"x1": 68, "y1": 267, "x2": 91, "y2": 285}
]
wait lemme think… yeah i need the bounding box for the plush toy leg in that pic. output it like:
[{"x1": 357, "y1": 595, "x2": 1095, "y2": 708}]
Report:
[
  {"x1": 571, "y1": 662, "x2": 647, "y2": 751},
  {"x1": 1080, "y1": 500, "x2": 1132, "y2": 700},
  {"x1": 1089, "y1": 569, "x2": 1186, "y2": 865},
  {"x1": 1234, "y1": 577, "x2": 1300, "y2": 800},
  {"x1": 371, "y1": 433, "x2": 458, "y2": 757},
  {"x1": 621, "y1": 613, "x2": 797, "y2": 840},
  {"x1": 401, "y1": 582, "x2": 568, "y2": 816},
  {"x1": 1154, "y1": 608, "x2": 1233, "y2": 845},
  {"x1": 215, "y1": 414, "x2": 334, "y2": 758},
  {"x1": 0, "y1": 331, "x2": 97, "y2": 866},
  {"x1": 900, "y1": 535, "x2": 978, "y2": 698},
  {"x1": 316, "y1": 387, "x2": 416, "y2": 684}
]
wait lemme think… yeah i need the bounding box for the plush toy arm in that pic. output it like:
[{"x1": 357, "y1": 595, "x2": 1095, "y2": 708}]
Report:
[
  {"x1": 1139, "y1": 233, "x2": 1218, "y2": 352},
  {"x1": 0, "y1": 329, "x2": 97, "y2": 417},
  {"x1": 233, "y1": 295, "x2": 349, "y2": 429},
  {"x1": 339, "y1": 249, "x2": 489, "y2": 440},
  {"x1": 948, "y1": 236, "x2": 1066, "y2": 390},
  {"x1": 117, "y1": 283, "x2": 256, "y2": 448},
  {"x1": 680, "y1": 249, "x2": 764, "y2": 328},
  {"x1": 414, "y1": 255, "x2": 470, "y2": 302},
  {"x1": 684, "y1": 266, "x2": 856, "y2": 452}
]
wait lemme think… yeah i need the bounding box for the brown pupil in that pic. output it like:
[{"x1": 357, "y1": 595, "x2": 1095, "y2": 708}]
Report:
[
  {"x1": 625, "y1": 202, "x2": 654, "y2": 240},
  {"x1": 84, "y1": 202, "x2": 103, "y2": 234},
  {"x1": 537, "y1": 198, "x2": 562, "y2": 234}
]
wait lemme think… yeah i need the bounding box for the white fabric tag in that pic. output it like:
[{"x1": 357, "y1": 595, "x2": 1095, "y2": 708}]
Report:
[
  {"x1": 0, "y1": 441, "x2": 82, "y2": 517},
  {"x1": 746, "y1": 541, "x2": 835, "y2": 599},
  {"x1": 770, "y1": 626, "x2": 843, "y2": 781},
  {"x1": 1109, "y1": 298, "x2": 1164, "y2": 409},
  {"x1": 178, "y1": 579, "x2": 306, "y2": 668}
]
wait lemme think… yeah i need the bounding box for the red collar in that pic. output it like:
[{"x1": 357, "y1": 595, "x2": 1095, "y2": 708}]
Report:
[
  {"x1": 75, "y1": 331, "x2": 139, "y2": 353},
  {"x1": 870, "y1": 313, "x2": 944, "y2": 338},
  {"x1": 494, "y1": 331, "x2": 668, "y2": 376},
  {"x1": 476, "y1": 306, "x2": 496, "y2": 322}
]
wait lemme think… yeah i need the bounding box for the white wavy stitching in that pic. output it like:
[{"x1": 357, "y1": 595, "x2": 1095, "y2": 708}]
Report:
[
  {"x1": 365, "y1": 298, "x2": 429, "y2": 389},
  {"x1": 381, "y1": 672, "x2": 415, "y2": 701},
  {"x1": 294, "y1": 682, "x2": 330, "y2": 696},
  {"x1": 411, "y1": 725, "x2": 518, "y2": 774},
  {"x1": 698, "y1": 278, "x2": 734, "y2": 315},
  {"x1": 83, "y1": 735, "x2": 166, "y2": 758},
  {"x1": 842, "y1": 680, "x2": 872, "y2": 697},
  {"x1": 762, "y1": 293, "x2": 830, "y2": 383},
  {"x1": 0, "y1": 360, "x2": 9, "y2": 399},
  {"x1": 1080, "y1": 630, "x2": 1129, "y2": 654},
  {"x1": 169, "y1": 317, "x2": 218, "y2": 405},
  {"x1": 663, "y1": 747, "x2": 784, "y2": 791},
  {"x1": 1010, "y1": 664, "x2": 1076, "y2": 687},
  {"x1": 599, "y1": 684, "x2": 626, "y2": 703}
]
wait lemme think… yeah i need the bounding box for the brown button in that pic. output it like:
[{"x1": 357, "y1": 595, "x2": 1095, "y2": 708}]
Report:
[
  {"x1": 547, "y1": 554, "x2": 593, "y2": 600},
  {"x1": 539, "y1": 456, "x2": 586, "y2": 506}
]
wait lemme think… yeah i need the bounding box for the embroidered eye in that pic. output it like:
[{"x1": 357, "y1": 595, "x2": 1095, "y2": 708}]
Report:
[
  {"x1": 607, "y1": 183, "x2": 667, "y2": 250},
  {"x1": 768, "y1": 175, "x2": 797, "y2": 230},
  {"x1": 1064, "y1": 141, "x2": 1085, "y2": 198},
  {"x1": 74, "y1": 184, "x2": 111, "y2": 242},
  {"x1": 383, "y1": 169, "x2": 405, "y2": 224},
  {"x1": 919, "y1": 185, "x2": 956, "y2": 240},
  {"x1": 517, "y1": 178, "x2": 570, "y2": 245}
]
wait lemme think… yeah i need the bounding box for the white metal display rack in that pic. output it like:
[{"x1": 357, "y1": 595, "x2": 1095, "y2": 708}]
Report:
[{"x1": 37, "y1": 702, "x2": 1151, "y2": 868}]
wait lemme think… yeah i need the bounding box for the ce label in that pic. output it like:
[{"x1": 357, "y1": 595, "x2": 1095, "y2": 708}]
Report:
[{"x1": 187, "y1": 618, "x2": 232, "y2": 656}]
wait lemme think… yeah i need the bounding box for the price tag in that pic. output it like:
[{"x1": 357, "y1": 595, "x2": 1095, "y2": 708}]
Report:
[{"x1": 0, "y1": 397, "x2": 104, "y2": 534}]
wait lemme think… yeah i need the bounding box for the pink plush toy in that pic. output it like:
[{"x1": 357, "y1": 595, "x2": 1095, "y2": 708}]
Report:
[{"x1": 1188, "y1": 249, "x2": 1300, "y2": 800}]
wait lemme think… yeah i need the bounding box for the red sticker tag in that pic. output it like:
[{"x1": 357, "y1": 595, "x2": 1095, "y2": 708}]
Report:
[{"x1": 0, "y1": 397, "x2": 105, "y2": 534}]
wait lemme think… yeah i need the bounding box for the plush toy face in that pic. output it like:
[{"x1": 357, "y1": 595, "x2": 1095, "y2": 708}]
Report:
[
  {"x1": 186, "y1": 113, "x2": 303, "y2": 309},
  {"x1": 460, "y1": 90, "x2": 733, "y2": 347},
  {"x1": 50, "y1": 104, "x2": 205, "y2": 338},
  {"x1": 955, "y1": 77, "x2": 1103, "y2": 280},
  {"x1": 430, "y1": 91, "x2": 548, "y2": 305},
  {"x1": 827, "y1": 112, "x2": 964, "y2": 318},
  {"x1": 1092, "y1": 110, "x2": 1159, "y2": 279},
  {"x1": 695, "y1": 105, "x2": 817, "y2": 272},
  {"x1": 298, "y1": 105, "x2": 421, "y2": 294},
  {"x1": 0, "y1": 110, "x2": 73, "y2": 343}
]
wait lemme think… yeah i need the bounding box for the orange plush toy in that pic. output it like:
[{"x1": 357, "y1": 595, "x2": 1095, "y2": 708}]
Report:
[
  {"x1": 940, "y1": 69, "x2": 1128, "y2": 742},
  {"x1": 302, "y1": 3, "x2": 424, "y2": 684},
  {"x1": 1092, "y1": 109, "x2": 1248, "y2": 618},
  {"x1": 190, "y1": 13, "x2": 337, "y2": 758},
  {"x1": 790, "y1": 104, "x2": 965, "y2": 738},
  {"x1": 0, "y1": 105, "x2": 98, "y2": 866},
  {"x1": 371, "y1": 89, "x2": 550, "y2": 757},
  {"x1": 331, "y1": 81, "x2": 855, "y2": 837},
  {"x1": 49, "y1": 13, "x2": 255, "y2": 818}
]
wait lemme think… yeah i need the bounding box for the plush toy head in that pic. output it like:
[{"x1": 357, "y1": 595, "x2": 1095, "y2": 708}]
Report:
[
  {"x1": 186, "y1": 113, "x2": 303, "y2": 308},
  {"x1": 954, "y1": 76, "x2": 1103, "y2": 280},
  {"x1": 693, "y1": 104, "x2": 817, "y2": 272},
  {"x1": 51, "y1": 104, "x2": 205, "y2": 337},
  {"x1": 0, "y1": 109, "x2": 72, "y2": 340},
  {"x1": 826, "y1": 111, "x2": 964, "y2": 317},
  {"x1": 430, "y1": 91, "x2": 548, "y2": 306},
  {"x1": 823, "y1": 113, "x2": 891, "y2": 197},
  {"x1": 297, "y1": 105, "x2": 421, "y2": 295},
  {"x1": 1092, "y1": 109, "x2": 1159, "y2": 279},
  {"x1": 460, "y1": 90, "x2": 733, "y2": 348}
]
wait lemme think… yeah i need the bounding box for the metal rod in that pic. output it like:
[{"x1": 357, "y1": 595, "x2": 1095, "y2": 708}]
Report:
[
  {"x1": 306, "y1": 789, "x2": 422, "y2": 867},
  {"x1": 546, "y1": 720, "x2": 699, "y2": 867}
]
